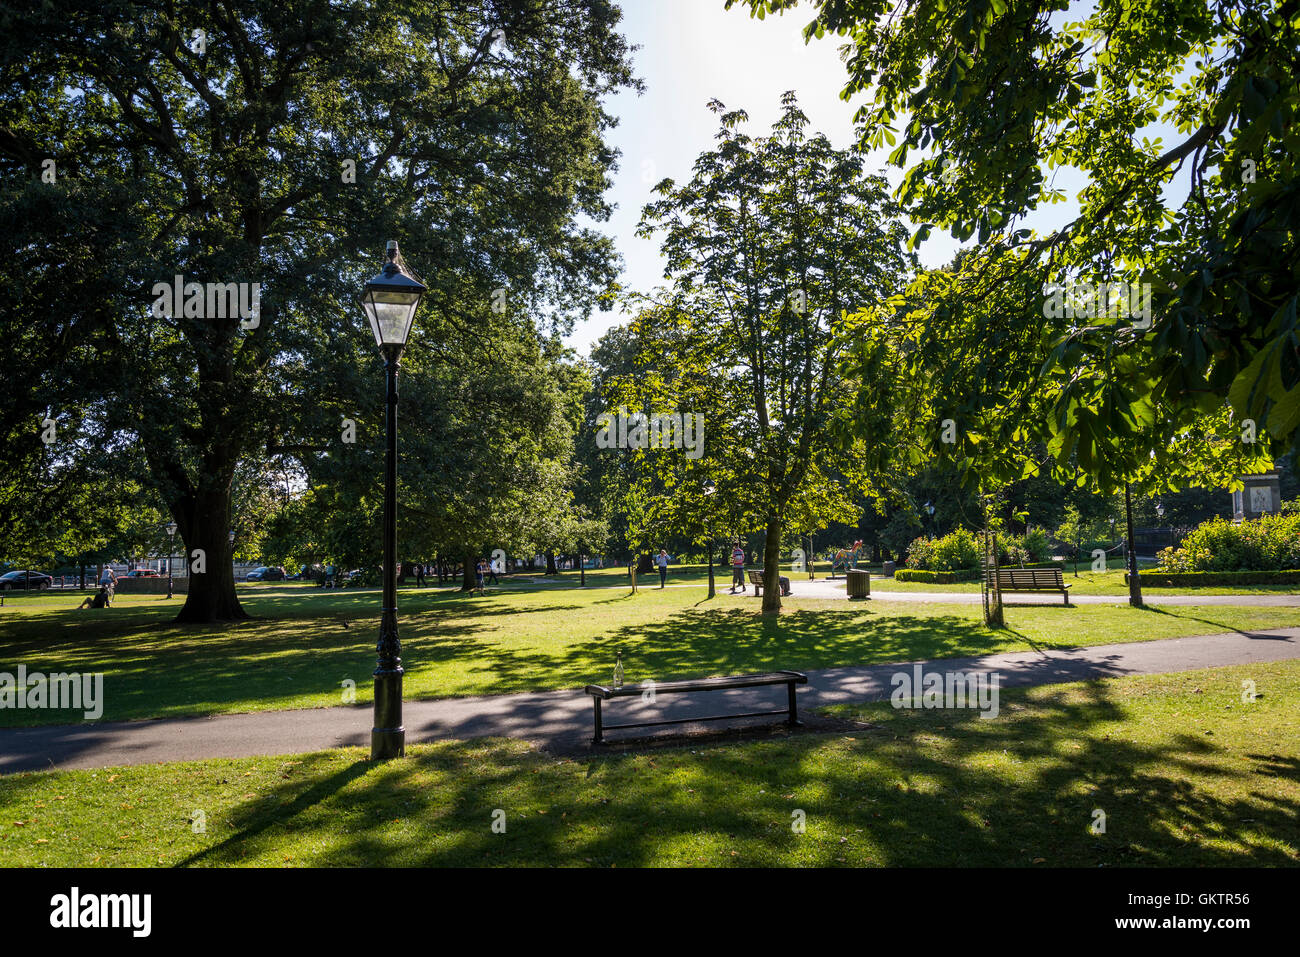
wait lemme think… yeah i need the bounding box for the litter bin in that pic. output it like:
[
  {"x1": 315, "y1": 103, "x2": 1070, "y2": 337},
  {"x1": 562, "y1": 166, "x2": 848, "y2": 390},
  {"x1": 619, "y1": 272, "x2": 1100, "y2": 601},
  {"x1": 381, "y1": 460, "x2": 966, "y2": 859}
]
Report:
[
  {"x1": 882, "y1": 560, "x2": 896, "y2": 578},
  {"x1": 846, "y1": 568, "x2": 871, "y2": 599}
]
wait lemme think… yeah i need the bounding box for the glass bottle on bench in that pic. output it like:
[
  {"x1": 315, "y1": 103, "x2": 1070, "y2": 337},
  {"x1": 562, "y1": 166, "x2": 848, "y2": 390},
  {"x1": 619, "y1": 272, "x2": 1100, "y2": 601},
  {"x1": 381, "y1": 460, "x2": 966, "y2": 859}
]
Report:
[{"x1": 613, "y1": 649, "x2": 624, "y2": 689}]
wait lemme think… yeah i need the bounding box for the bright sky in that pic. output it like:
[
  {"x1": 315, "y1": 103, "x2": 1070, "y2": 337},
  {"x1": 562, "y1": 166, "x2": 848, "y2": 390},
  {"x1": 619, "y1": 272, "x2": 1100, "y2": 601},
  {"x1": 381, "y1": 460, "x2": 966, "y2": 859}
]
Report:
[
  {"x1": 565, "y1": 0, "x2": 1185, "y2": 357},
  {"x1": 564, "y1": 0, "x2": 940, "y2": 355}
]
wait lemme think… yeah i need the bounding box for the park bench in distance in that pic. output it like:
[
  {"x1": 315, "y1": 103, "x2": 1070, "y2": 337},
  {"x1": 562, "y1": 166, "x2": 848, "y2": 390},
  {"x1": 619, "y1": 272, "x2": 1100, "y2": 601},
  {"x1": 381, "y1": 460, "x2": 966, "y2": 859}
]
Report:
[
  {"x1": 746, "y1": 568, "x2": 792, "y2": 596},
  {"x1": 584, "y1": 671, "x2": 808, "y2": 744},
  {"x1": 986, "y1": 567, "x2": 1072, "y2": 605}
]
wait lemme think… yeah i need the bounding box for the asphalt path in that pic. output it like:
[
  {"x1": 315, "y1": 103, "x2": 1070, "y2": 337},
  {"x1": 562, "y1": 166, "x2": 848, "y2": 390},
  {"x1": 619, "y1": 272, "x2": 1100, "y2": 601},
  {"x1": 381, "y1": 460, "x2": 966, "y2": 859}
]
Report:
[{"x1": 3, "y1": 627, "x2": 1296, "y2": 773}]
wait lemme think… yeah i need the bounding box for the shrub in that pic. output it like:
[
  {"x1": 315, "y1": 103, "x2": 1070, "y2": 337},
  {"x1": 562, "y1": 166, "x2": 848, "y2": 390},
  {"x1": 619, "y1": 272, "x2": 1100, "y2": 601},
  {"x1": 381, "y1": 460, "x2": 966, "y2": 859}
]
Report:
[
  {"x1": 893, "y1": 568, "x2": 981, "y2": 583},
  {"x1": 904, "y1": 535, "x2": 935, "y2": 570},
  {"x1": 905, "y1": 529, "x2": 979, "y2": 571},
  {"x1": 1156, "y1": 511, "x2": 1300, "y2": 572},
  {"x1": 1129, "y1": 569, "x2": 1300, "y2": 587},
  {"x1": 1022, "y1": 528, "x2": 1051, "y2": 563},
  {"x1": 931, "y1": 528, "x2": 980, "y2": 571}
]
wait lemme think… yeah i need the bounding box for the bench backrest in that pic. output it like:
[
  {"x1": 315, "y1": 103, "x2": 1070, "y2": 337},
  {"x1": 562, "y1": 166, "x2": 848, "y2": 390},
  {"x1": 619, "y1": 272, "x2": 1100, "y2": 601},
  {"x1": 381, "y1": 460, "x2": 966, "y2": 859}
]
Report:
[{"x1": 988, "y1": 567, "x2": 1064, "y2": 588}]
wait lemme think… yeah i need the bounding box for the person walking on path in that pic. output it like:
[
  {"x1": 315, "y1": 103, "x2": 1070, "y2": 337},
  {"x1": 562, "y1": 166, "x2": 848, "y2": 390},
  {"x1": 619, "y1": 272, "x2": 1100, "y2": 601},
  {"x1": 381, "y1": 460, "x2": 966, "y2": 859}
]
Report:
[
  {"x1": 729, "y1": 541, "x2": 746, "y2": 594},
  {"x1": 486, "y1": 559, "x2": 500, "y2": 585},
  {"x1": 656, "y1": 549, "x2": 669, "y2": 588},
  {"x1": 475, "y1": 558, "x2": 486, "y2": 596},
  {"x1": 97, "y1": 566, "x2": 117, "y2": 600},
  {"x1": 414, "y1": 562, "x2": 425, "y2": 587}
]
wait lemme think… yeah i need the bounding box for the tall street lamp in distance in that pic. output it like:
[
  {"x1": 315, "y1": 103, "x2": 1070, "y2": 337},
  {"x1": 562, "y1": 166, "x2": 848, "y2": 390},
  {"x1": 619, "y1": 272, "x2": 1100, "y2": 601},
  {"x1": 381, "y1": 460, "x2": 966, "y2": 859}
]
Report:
[
  {"x1": 166, "y1": 521, "x2": 177, "y2": 599},
  {"x1": 360, "y1": 240, "x2": 426, "y2": 761}
]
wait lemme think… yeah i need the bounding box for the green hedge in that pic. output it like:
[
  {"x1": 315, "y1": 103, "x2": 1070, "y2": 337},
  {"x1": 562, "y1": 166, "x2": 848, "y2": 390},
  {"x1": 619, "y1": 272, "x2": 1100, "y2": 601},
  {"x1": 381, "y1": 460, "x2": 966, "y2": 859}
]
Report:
[
  {"x1": 893, "y1": 568, "x2": 981, "y2": 583},
  {"x1": 1127, "y1": 569, "x2": 1300, "y2": 587},
  {"x1": 894, "y1": 561, "x2": 1064, "y2": 584}
]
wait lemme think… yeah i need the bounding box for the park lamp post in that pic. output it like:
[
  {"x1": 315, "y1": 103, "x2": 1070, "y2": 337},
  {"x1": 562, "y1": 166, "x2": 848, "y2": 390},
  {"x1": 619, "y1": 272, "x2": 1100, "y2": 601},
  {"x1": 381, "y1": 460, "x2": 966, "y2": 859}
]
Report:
[
  {"x1": 361, "y1": 240, "x2": 427, "y2": 761},
  {"x1": 166, "y1": 521, "x2": 177, "y2": 599},
  {"x1": 703, "y1": 480, "x2": 716, "y2": 598}
]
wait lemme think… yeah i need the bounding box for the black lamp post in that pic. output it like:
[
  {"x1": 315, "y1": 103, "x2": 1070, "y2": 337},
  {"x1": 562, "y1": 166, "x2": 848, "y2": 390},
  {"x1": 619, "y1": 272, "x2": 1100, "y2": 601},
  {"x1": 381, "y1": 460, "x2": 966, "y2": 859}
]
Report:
[
  {"x1": 360, "y1": 240, "x2": 426, "y2": 761},
  {"x1": 166, "y1": 522, "x2": 177, "y2": 599},
  {"x1": 703, "y1": 480, "x2": 716, "y2": 599}
]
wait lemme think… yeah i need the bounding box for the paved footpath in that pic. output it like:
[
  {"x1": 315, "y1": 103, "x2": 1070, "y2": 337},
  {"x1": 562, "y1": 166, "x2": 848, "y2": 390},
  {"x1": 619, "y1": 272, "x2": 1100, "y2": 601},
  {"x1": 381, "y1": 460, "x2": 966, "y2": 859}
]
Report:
[
  {"x1": 2, "y1": 627, "x2": 1297, "y2": 774},
  {"x1": 492, "y1": 576, "x2": 1300, "y2": 606},
  {"x1": 783, "y1": 577, "x2": 1300, "y2": 604}
]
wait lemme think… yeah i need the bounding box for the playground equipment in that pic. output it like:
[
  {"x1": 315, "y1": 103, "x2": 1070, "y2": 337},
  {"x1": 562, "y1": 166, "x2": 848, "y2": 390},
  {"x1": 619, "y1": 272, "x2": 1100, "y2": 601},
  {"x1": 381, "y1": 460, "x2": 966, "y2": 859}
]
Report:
[{"x1": 829, "y1": 540, "x2": 865, "y2": 578}]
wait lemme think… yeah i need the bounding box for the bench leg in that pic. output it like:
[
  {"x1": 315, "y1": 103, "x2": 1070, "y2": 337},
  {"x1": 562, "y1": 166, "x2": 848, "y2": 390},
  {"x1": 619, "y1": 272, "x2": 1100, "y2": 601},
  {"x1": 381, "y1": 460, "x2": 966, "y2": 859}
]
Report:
[
  {"x1": 787, "y1": 682, "x2": 801, "y2": 727},
  {"x1": 1062, "y1": 590, "x2": 1069, "y2": 606},
  {"x1": 592, "y1": 697, "x2": 604, "y2": 745}
]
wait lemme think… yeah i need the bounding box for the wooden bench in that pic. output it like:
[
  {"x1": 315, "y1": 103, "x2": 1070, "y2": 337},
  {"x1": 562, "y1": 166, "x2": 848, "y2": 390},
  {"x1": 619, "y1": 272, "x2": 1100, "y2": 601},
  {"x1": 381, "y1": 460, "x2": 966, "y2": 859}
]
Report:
[
  {"x1": 987, "y1": 567, "x2": 1071, "y2": 605},
  {"x1": 746, "y1": 569, "x2": 792, "y2": 596},
  {"x1": 584, "y1": 671, "x2": 808, "y2": 744}
]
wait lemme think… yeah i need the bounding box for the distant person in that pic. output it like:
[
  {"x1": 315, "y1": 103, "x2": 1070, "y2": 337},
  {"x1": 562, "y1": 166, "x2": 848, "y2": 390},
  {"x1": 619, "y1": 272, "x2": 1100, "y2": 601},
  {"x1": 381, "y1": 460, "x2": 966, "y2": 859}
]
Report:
[
  {"x1": 414, "y1": 562, "x2": 425, "y2": 587},
  {"x1": 486, "y1": 559, "x2": 499, "y2": 585},
  {"x1": 475, "y1": 558, "x2": 486, "y2": 596},
  {"x1": 656, "y1": 548, "x2": 669, "y2": 588},
  {"x1": 76, "y1": 585, "x2": 112, "y2": 610},
  {"x1": 325, "y1": 563, "x2": 336, "y2": 588},
  {"x1": 730, "y1": 542, "x2": 746, "y2": 594}
]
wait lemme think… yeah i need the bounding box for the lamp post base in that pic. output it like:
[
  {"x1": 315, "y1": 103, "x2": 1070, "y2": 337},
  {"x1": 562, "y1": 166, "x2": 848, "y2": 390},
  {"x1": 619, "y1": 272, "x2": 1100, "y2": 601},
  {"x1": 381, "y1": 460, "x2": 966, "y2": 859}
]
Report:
[
  {"x1": 371, "y1": 727, "x2": 405, "y2": 759},
  {"x1": 371, "y1": 665, "x2": 405, "y2": 760}
]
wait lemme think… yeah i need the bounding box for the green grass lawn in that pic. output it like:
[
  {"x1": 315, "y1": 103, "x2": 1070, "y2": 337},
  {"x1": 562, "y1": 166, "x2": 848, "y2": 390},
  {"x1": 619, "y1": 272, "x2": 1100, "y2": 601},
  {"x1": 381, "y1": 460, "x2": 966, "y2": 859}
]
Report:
[
  {"x1": 873, "y1": 561, "x2": 1300, "y2": 596},
  {"x1": 2, "y1": 581, "x2": 1299, "y2": 727},
  {"x1": 1, "y1": 659, "x2": 1295, "y2": 867}
]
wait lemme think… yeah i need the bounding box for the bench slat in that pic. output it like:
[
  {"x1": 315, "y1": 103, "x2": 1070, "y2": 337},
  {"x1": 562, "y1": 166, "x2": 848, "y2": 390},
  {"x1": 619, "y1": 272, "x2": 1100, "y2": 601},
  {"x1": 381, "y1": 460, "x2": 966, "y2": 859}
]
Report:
[{"x1": 585, "y1": 670, "x2": 807, "y2": 699}]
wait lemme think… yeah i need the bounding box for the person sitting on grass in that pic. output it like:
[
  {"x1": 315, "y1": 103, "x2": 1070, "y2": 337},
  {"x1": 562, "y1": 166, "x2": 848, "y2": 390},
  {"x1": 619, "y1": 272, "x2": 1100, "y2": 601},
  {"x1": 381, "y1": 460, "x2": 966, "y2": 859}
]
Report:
[{"x1": 76, "y1": 585, "x2": 112, "y2": 610}]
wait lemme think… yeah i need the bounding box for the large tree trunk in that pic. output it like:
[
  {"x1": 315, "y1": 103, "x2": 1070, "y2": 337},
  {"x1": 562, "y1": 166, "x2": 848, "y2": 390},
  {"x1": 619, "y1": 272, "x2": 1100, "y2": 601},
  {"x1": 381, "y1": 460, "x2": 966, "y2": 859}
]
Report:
[
  {"x1": 175, "y1": 491, "x2": 247, "y2": 622},
  {"x1": 761, "y1": 515, "x2": 782, "y2": 614},
  {"x1": 546, "y1": 550, "x2": 557, "y2": 576},
  {"x1": 461, "y1": 550, "x2": 476, "y2": 591}
]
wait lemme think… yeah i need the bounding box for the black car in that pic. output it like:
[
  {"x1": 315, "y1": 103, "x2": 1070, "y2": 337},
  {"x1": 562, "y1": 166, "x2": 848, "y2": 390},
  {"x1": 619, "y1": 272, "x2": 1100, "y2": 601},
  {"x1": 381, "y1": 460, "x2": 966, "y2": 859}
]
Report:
[
  {"x1": 0, "y1": 570, "x2": 54, "y2": 590},
  {"x1": 245, "y1": 566, "x2": 286, "y2": 582}
]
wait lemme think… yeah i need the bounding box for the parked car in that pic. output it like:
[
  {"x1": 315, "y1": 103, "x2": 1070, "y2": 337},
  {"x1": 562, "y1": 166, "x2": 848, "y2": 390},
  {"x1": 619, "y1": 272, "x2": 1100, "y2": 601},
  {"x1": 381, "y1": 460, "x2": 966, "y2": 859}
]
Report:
[
  {"x1": 0, "y1": 570, "x2": 54, "y2": 590},
  {"x1": 126, "y1": 568, "x2": 161, "y2": 578},
  {"x1": 245, "y1": 566, "x2": 286, "y2": 582}
]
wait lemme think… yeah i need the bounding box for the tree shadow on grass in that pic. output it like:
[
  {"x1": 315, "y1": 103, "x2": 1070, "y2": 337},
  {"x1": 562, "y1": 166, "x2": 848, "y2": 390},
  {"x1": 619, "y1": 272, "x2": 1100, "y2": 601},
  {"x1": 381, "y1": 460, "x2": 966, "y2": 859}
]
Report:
[
  {"x1": 1136, "y1": 604, "x2": 1297, "y2": 639},
  {"x1": 174, "y1": 677, "x2": 1300, "y2": 867}
]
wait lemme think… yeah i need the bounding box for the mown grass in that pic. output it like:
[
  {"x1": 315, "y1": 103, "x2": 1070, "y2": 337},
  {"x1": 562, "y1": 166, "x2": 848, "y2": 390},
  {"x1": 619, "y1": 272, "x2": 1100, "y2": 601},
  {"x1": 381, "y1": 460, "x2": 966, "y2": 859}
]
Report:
[
  {"x1": 0, "y1": 660, "x2": 1295, "y2": 867},
  {"x1": 874, "y1": 559, "x2": 1300, "y2": 596},
  {"x1": 1, "y1": 580, "x2": 1298, "y2": 727}
]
